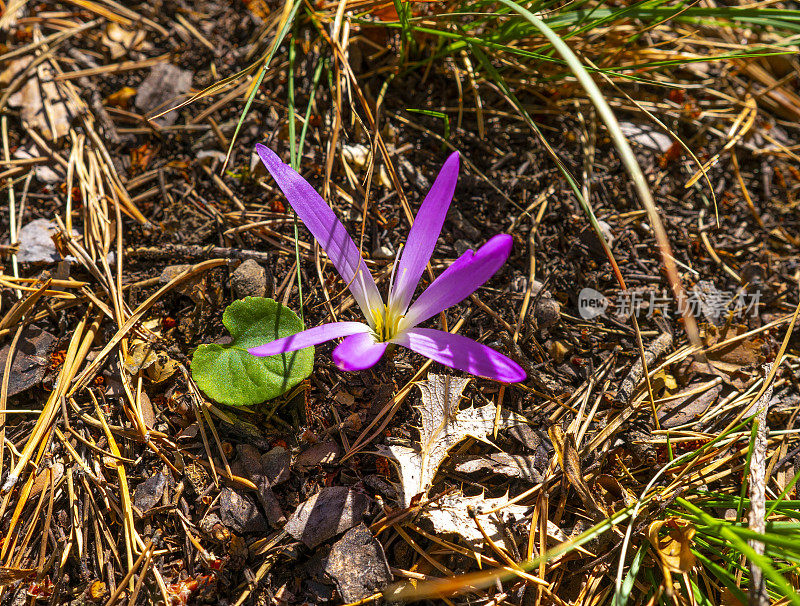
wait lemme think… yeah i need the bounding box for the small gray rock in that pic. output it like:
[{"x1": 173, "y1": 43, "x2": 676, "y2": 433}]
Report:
[
  {"x1": 285, "y1": 487, "x2": 369, "y2": 548},
  {"x1": 236, "y1": 444, "x2": 287, "y2": 527},
  {"x1": 324, "y1": 524, "x2": 392, "y2": 602},
  {"x1": 159, "y1": 264, "x2": 204, "y2": 298},
  {"x1": 371, "y1": 245, "x2": 394, "y2": 260},
  {"x1": 135, "y1": 64, "x2": 193, "y2": 126},
  {"x1": 219, "y1": 488, "x2": 269, "y2": 533},
  {"x1": 619, "y1": 121, "x2": 673, "y2": 153},
  {"x1": 261, "y1": 446, "x2": 291, "y2": 486},
  {"x1": 296, "y1": 441, "x2": 340, "y2": 469},
  {"x1": 534, "y1": 297, "x2": 561, "y2": 331},
  {"x1": 16, "y1": 219, "x2": 66, "y2": 263},
  {"x1": 0, "y1": 325, "x2": 56, "y2": 396},
  {"x1": 231, "y1": 259, "x2": 267, "y2": 299},
  {"x1": 198, "y1": 512, "x2": 224, "y2": 536},
  {"x1": 133, "y1": 472, "x2": 167, "y2": 513},
  {"x1": 454, "y1": 239, "x2": 473, "y2": 257},
  {"x1": 14, "y1": 148, "x2": 60, "y2": 184},
  {"x1": 579, "y1": 221, "x2": 615, "y2": 259}
]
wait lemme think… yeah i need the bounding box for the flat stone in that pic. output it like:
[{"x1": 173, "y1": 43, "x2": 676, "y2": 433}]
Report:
[
  {"x1": 236, "y1": 443, "x2": 287, "y2": 526},
  {"x1": 0, "y1": 325, "x2": 56, "y2": 396},
  {"x1": 16, "y1": 219, "x2": 65, "y2": 263},
  {"x1": 619, "y1": 121, "x2": 673, "y2": 152},
  {"x1": 135, "y1": 63, "x2": 193, "y2": 126},
  {"x1": 261, "y1": 446, "x2": 291, "y2": 486},
  {"x1": 219, "y1": 487, "x2": 269, "y2": 533},
  {"x1": 231, "y1": 259, "x2": 267, "y2": 299},
  {"x1": 285, "y1": 487, "x2": 369, "y2": 548},
  {"x1": 324, "y1": 524, "x2": 392, "y2": 602},
  {"x1": 534, "y1": 297, "x2": 561, "y2": 331},
  {"x1": 133, "y1": 472, "x2": 167, "y2": 513},
  {"x1": 296, "y1": 441, "x2": 340, "y2": 469},
  {"x1": 259, "y1": 485, "x2": 286, "y2": 527}
]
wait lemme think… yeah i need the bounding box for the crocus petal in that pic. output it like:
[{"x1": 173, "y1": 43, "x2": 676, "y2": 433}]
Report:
[
  {"x1": 402, "y1": 234, "x2": 513, "y2": 329},
  {"x1": 388, "y1": 152, "x2": 459, "y2": 314},
  {"x1": 248, "y1": 322, "x2": 370, "y2": 357},
  {"x1": 332, "y1": 332, "x2": 388, "y2": 371},
  {"x1": 391, "y1": 327, "x2": 526, "y2": 383},
  {"x1": 256, "y1": 144, "x2": 383, "y2": 318}
]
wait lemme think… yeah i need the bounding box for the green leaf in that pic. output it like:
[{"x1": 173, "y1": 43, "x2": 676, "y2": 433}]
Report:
[{"x1": 191, "y1": 297, "x2": 313, "y2": 406}]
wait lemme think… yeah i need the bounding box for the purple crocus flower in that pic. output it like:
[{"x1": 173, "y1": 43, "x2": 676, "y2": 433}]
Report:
[{"x1": 248, "y1": 145, "x2": 526, "y2": 383}]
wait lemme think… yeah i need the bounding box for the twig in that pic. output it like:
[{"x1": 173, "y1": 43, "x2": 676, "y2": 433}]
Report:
[{"x1": 748, "y1": 364, "x2": 773, "y2": 606}]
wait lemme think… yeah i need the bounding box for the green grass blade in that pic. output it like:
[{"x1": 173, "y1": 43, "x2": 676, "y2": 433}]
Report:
[
  {"x1": 617, "y1": 543, "x2": 648, "y2": 606},
  {"x1": 222, "y1": 0, "x2": 303, "y2": 171}
]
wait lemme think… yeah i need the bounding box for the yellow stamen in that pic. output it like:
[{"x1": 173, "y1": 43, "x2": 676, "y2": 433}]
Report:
[{"x1": 370, "y1": 304, "x2": 404, "y2": 342}]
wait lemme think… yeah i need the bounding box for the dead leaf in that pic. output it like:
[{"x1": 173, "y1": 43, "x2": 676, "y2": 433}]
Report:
[
  {"x1": 423, "y1": 491, "x2": 534, "y2": 550},
  {"x1": 549, "y1": 425, "x2": 606, "y2": 518},
  {"x1": 104, "y1": 86, "x2": 137, "y2": 108},
  {"x1": 3, "y1": 57, "x2": 77, "y2": 140},
  {"x1": 139, "y1": 390, "x2": 156, "y2": 428},
  {"x1": 647, "y1": 517, "x2": 696, "y2": 595},
  {"x1": 123, "y1": 319, "x2": 179, "y2": 382},
  {"x1": 658, "y1": 381, "x2": 722, "y2": 429},
  {"x1": 453, "y1": 452, "x2": 543, "y2": 484},
  {"x1": 124, "y1": 339, "x2": 158, "y2": 375},
  {"x1": 30, "y1": 462, "x2": 63, "y2": 499},
  {"x1": 244, "y1": 0, "x2": 271, "y2": 21},
  {"x1": 593, "y1": 474, "x2": 636, "y2": 510},
  {"x1": 145, "y1": 351, "x2": 180, "y2": 383},
  {"x1": 704, "y1": 324, "x2": 764, "y2": 367},
  {"x1": 102, "y1": 23, "x2": 147, "y2": 59},
  {"x1": 378, "y1": 374, "x2": 528, "y2": 507},
  {"x1": 720, "y1": 587, "x2": 745, "y2": 606}
]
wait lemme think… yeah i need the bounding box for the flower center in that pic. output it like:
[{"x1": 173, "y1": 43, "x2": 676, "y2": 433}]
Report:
[{"x1": 371, "y1": 304, "x2": 404, "y2": 342}]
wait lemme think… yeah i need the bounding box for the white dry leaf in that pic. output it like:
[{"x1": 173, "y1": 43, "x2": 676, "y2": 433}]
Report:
[
  {"x1": 425, "y1": 491, "x2": 530, "y2": 550},
  {"x1": 423, "y1": 491, "x2": 567, "y2": 551},
  {"x1": 618, "y1": 121, "x2": 673, "y2": 153},
  {"x1": 378, "y1": 373, "x2": 528, "y2": 507},
  {"x1": 3, "y1": 57, "x2": 78, "y2": 141}
]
